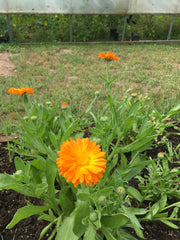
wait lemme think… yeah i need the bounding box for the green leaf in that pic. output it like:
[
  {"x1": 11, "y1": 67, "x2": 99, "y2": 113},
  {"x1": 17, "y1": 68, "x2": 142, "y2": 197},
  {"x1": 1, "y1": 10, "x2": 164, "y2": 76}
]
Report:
[
  {"x1": 59, "y1": 187, "x2": 75, "y2": 216},
  {"x1": 46, "y1": 159, "x2": 57, "y2": 198},
  {"x1": 73, "y1": 200, "x2": 90, "y2": 237},
  {"x1": 121, "y1": 116, "x2": 135, "y2": 133},
  {"x1": 161, "y1": 220, "x2": 179, "y2": 229},
  {"x1": 0, "y1": 173, "x2": 32, "y2": 196},
  {"x1": 6, "y1": 205, "x2": 49, "y2": 229},
  {"x1": 55, "y1": 216, "x2": 79, "y2": 240},
  {"x1": 127, "y1": 186, "x2": 143, "y2": 202},
  {"x1": 30, "y1": 157, "x2": 46, "y2": 171},
  {"x1": 77, "y1": 192, "x2": 90, "y2": 201},
  {"x1": 14, "y1": 156, "x2": 25, "y2": 172},
  {"x1": 101, "y1": 213, "x2": 129, "y2": 228},
  {"x1": 121, "y1": 135, "x2": 156, "y2": 153},
  {"x1": 121, "y1": 205, "x2": 143, "y2": 230},
  {"x1": 35, "y1": 124, "x2": 46, "y2": 139},
  {"x1": 49, "y1": 131, "x2": 59, "y2": 149},
  {"x1": 166, "y1": 104, "x2": 180, "y2": 119},
  {"x1": 159, "y1": 194, "x2": 167, "y2": 209},
  {"x1": 92, "y1": 187, "x2": 114, "y2": 200},
  {"x1": 169, "y1": 207, "x2": 179, "y2": 219},
  {"x1": 128, "y1": 208, "x2": 148, "y2": 215},
  {"x1": 0, "y1": 174, "x2": 21, "y2": 189},
  {"x1": 101, "y1": 226, "x2": 116, "y2": 240},
  {"x1": 145, "y1": 202, "x2": 160, "y2": 220},
  {"x1": 83, "y1": 223, "x2": 96, "y2": 240}
]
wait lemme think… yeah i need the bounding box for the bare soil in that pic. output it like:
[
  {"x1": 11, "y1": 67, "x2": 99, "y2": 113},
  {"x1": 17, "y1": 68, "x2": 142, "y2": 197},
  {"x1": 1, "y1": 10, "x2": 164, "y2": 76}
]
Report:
[
  {"x1": 0, "y1": 122, "x2": 180, "y2": 240},
  {"x1": 0, "y1": 52, "x2": 15, "y2": 77}
]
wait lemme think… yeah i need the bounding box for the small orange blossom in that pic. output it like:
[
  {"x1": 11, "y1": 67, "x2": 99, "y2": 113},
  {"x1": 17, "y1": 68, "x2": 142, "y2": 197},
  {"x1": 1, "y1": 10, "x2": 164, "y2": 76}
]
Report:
[
  {"x1": 98, "y1": 52, "x2": 119, "y2": 61},
  {"x1": 8, "y1": 87, "x2": 34, "y2": 95}
]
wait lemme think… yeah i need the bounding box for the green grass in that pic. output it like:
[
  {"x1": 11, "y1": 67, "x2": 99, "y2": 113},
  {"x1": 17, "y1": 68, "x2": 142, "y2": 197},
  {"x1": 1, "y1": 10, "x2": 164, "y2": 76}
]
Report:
[{"x1": 0, "y1": 43, "x2": 180, "y2": 132}]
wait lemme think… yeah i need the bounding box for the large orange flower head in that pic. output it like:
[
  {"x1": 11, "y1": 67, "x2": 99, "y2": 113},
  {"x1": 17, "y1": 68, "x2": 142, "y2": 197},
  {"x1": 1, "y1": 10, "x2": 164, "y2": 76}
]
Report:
[
  {"x1": 98, "y1": 51, "x2": 119, "y2": 61},
  {"x1": 8, "y1": 87, "x2": 34, "y2": 95},
  {"x1": 56, "y1": 137, "x2": 107, "y2": 187}
]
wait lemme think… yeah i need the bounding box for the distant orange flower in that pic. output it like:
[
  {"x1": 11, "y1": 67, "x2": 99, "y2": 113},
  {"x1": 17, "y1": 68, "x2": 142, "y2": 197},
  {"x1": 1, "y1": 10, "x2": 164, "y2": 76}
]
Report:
[
  {"x1": 8, "y1": 87, "x2": 34, "y2": 95},
  {"x1": 131, "y1": 92, "x2": 137, "y2": 97},
  {"x1": 98, "y1": 52, "x2": 119, "y2": 61},
  {"x1": 61, "y1": 102, "x2": 68, "y2": 109},
  {"x1": 56, "y1": 137, "x2": 107, "y2": 187}
]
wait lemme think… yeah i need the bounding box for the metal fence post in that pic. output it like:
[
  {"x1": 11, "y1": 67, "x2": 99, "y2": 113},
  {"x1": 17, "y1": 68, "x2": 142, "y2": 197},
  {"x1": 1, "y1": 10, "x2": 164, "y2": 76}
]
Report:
[
  {"x1": 167, "y1": 15, "x2": 176, "y2": 40},
  {"x1": 121, "y1": 15, "x2": 127, "y2": 41},
  {"x1": 70, "y1": 14, "x2": 73, "y2": 42},
  {"x1": 6, "y1": 14, "x2": 12, "y2": 42}
]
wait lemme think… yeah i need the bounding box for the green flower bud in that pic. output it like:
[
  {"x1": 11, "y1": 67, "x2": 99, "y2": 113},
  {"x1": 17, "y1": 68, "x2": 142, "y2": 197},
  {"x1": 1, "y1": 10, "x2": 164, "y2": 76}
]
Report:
[
  {"x1": 37, "y1": 103, "x2": 43, "y2": 107},
  {"x1": 116, "y1": 186, "x2": 125, "y2": 195},
  {"x1": 100, "y1": 116, "x2": 108, "y2": 122},
  {"x1": 31, "y1": 115, "x2": 37, "y2": 120},
  {"x1": 95, "y1": 91, "x2": 100, "y2": 96},
  {"x1": 46, "y1": 101, "x2": 52, "y2": 105},
  {"x1": 98, "y1": 195, "x2": 106, "y2": 204},
  {"x1": 23, "y1": 116, "x2": 28, "y2": 120},
  {"x1": 89, "y1": 212, "x2": 98, "y2": 222},
  {"x1": 92, "y1": 137, "x2": 101, "y2": 144}
]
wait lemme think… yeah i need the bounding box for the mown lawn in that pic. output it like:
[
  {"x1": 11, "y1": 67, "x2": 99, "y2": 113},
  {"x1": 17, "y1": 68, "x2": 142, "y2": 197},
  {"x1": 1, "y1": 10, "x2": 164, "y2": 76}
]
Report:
[{"x1": 0, "y1": 43, "x2": 179, "y2": 132}]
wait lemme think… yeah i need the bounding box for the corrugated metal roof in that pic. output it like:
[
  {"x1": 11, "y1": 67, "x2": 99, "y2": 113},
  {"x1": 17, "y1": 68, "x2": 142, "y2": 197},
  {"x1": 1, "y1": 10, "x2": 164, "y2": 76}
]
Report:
[{"x1": 0, "y1": 0, "x2": 180, "y2": 14}]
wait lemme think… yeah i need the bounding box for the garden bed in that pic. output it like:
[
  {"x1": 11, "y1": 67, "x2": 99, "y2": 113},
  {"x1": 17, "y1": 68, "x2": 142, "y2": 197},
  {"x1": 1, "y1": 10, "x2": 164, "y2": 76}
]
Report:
[{"x1": 0, "y1": 121, "x2": 179, "y2": 240}]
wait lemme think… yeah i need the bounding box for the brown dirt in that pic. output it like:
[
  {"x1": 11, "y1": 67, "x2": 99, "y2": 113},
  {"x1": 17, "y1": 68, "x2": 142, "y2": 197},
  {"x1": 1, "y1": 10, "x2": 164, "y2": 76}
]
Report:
[
  {"x1": 0, "y1": 122, "x2": 180, "y2": 240},
  {"x1": 0, "y1": 52, "x2": 16, "y2": 77}
]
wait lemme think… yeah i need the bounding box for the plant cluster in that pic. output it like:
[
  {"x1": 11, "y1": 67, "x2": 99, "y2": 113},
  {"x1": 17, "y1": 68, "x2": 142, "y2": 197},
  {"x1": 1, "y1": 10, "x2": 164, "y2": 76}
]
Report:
[
  {"x1": 0, "y1": 52, "x2": 180, "y2": 240},
  {"x1": 0, "y1": 14, "x2": 180, "y2": 43}
]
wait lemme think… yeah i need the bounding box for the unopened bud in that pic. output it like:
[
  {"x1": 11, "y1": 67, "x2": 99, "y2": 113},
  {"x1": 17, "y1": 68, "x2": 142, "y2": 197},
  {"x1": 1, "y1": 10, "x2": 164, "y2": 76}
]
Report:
[
  {"x1": 93, "y1": 137, "x2": 101, "y2": 144},
  {"x1": 95, "y1": 91, "x2": 100, "y2": 96},
  {"x1": 46, "y1": 101, "x2": 51, "y2": 105},
  {"x1": 31, "y1": 115, "x2": 37, "y2": 120},
  {"x1": 100, "y1": 116, "x2": 108, "y2": 122},
  {"x1": 157, "y1": 152, "x2": 164, "y2": 159},
  {"x1": 98, "y1": 195, "x2": 106, "y2": 204},
  {"x1": 116, "y1": 187, "x2": 125, "y2": 195},
  {"x1": 89, "y1": 212, "x2": 98, "y2": 222}
]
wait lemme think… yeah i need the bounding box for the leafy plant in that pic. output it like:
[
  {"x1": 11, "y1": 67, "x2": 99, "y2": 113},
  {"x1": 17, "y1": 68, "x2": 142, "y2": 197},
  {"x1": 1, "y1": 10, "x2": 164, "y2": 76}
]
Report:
[{"x1": 0, "y1": 51, "x2": 180, "y2": 240}]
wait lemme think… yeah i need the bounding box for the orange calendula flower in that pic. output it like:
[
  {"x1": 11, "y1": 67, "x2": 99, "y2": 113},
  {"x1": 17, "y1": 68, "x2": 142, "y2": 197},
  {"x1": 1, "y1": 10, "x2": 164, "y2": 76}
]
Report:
[
  {"x1": 56, "y1": 137, "x2": 107, "y2": 187},
  {"x1": 61, "y1": 102, "x2": 68, "y2": 109},
  {"x1": 98, "y1": 51, "x2": 119, "y2": 61},
  {"x1": 131, "y1": 92, "x2": 137, "y2": 97},
  {"x1": 8, "y1": 87, "x2": 34, "y2": 95}
]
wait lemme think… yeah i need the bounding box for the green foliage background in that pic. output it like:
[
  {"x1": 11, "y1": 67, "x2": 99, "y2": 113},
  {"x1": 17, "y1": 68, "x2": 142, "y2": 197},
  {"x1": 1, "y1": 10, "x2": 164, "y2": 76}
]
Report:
[{"x1": 0, "y1": 14, "x2": 179, "y2": 42}]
